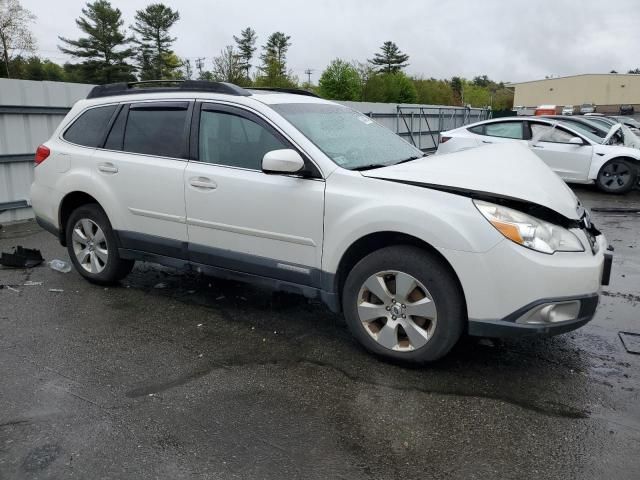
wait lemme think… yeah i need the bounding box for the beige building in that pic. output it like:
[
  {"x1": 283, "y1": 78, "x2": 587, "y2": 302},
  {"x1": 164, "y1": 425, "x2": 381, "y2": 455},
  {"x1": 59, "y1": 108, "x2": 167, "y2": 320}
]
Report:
[{"x1": 509, "y1": 74, "x2": 640, "y2": 113}]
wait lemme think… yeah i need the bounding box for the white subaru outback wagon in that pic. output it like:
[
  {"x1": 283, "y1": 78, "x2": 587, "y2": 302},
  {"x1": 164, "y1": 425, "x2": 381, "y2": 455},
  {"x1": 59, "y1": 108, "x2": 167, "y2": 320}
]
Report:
[{"x1": 31, "y1": 80, "x2": 612, "y2": 363}]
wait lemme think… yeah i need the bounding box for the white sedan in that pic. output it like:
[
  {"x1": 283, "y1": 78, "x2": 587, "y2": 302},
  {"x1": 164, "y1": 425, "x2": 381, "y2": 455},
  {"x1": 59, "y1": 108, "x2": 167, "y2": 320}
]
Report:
[{"x1": 437, "y1": 117, "x2": 640, "y2": 193}]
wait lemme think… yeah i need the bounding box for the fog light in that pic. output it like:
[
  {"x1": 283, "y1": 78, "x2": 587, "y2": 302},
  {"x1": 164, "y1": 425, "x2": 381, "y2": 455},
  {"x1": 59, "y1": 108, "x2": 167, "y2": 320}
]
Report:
[{"x1": 516, "y1": 301, "x2": 581, "y2": 325}]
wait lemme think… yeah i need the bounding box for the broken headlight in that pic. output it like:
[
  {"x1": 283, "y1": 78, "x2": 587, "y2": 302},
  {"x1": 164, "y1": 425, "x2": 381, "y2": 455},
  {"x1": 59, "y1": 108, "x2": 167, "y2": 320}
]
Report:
[{"x1": 474, "y1": 200, "x2": 584, "y2": 254}]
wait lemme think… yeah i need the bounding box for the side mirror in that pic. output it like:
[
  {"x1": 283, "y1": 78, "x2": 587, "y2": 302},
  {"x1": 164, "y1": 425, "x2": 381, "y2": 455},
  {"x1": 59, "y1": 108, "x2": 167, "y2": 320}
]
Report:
[
  {"x1": 569, "y1": 137, "x2": 584, "y2": 145},
  {"x1": 262, "y1": 149, "x2": 305, "y2": 174}
]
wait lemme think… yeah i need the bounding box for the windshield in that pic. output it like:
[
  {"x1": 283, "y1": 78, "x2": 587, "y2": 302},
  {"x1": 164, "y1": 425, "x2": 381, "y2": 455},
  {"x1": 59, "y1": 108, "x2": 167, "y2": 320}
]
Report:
[{"x1": 272, "y1": 103, "x2": 423, "y2": 170}]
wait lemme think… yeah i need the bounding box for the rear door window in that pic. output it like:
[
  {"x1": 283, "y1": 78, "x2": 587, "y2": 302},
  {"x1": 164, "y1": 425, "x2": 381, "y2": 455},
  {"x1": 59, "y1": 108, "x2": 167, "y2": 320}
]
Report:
[
  {"x1": 123, "y1": 102, "x2": 190, "y2": 158},
  {"x1": 63, "y1": 105, "x2": 117, "y2": 147},
  {"x1": 483, "y1": 121, "x2": 523, "y2": 139}
]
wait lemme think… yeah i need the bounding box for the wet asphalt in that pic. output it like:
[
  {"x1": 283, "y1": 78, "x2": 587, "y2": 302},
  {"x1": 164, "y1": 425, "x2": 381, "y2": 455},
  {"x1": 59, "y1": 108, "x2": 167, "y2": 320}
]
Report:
[{"x1": 0, "y1": 186, "x2": 639, "y2": 480}]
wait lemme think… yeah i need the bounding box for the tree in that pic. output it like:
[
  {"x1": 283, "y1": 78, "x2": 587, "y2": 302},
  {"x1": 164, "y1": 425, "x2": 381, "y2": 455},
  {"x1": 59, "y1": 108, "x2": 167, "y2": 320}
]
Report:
[
  {"x1": 211, "y1": 46, "x2": 246, "y2": 84},
  {"x1": 318, "y1": 59, "x2": 361, "y2": 100},
  {"x1": 413, "y1": 78, "x2": 455, "y2": 106},
  {"x1": 450, "y1": 76, "x2": 463, "y2": 104},
  {"x1": 180, "y1": 58, "x2": 192, "y2": 79},
  {"x1": 0, "y1": 0, "x2": 36, "y2": 78},
  {"x1": 233, "y1": 27, "x2": 257, "y2": 80},
  {"x1": 364, "y1": 72, "x2": 416, "y2": 103},
  {"x1": 256, "y1": 32, "x2": 296, "y2": 87},
  {"x1": 131, "y1": 3, "x2": 180, "y2": 80},
  {"x1": 353, "y1": 61, "x2": 376, "y2": 101},
  {"x1": 368, "y1": 41, "x2": 409, "y2": 73},
  {"x1": 628, "y1": 68, "x2": 640, "y2": 74},
  {"x1": 472, "y1": 75, "x2": 491, "y2": 87},
  {"x1": 259, "y1": 32, "x2": 290, "y2": 77},
  {"x1": 59, "y1": 0, "x2": 136, "y2": 84}
]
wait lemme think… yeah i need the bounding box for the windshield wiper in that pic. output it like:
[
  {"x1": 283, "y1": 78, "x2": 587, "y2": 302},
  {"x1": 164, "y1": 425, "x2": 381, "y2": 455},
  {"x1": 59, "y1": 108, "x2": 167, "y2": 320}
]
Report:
[
  {"x1": 351, "y1": 154, "x2": 426, "y2": 171},
  {"x1": 394, "y1": 154, "x2": 426, "y2": 165},
  {"x1": 351, "y1": 164, "x2": 388, "y2": 171}
]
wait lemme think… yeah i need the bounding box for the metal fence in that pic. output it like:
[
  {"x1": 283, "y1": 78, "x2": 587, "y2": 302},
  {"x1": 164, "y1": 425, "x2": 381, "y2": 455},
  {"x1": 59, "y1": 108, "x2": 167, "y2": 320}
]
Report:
[
  {"x1": 0, "y1": 80, "x2": 490, "y2": 224},
  {"x1": 0, "y1": 79, "x2": 93, "y2": 223},
  {"x1": 340, "y1": 101, "x2": 492, "y2": 152}
]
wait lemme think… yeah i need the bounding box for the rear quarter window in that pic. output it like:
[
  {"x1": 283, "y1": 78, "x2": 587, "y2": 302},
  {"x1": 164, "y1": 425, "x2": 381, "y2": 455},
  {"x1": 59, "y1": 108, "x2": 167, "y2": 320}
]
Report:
[{"x1": 63, "y1": 105, "x2": 117, "y2": 147}]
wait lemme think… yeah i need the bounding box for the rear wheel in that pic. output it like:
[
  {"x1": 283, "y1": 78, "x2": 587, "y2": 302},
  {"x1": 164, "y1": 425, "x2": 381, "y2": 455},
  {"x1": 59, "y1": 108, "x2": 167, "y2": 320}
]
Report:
[
  {"x1": 66, "y1": 204, "x2": 134, "y2": 285},
  {"x1": 596, "y1": 159, "x2": 637, "y2": 194},
  {"x1": 342, "y1": 246, "x2": 465, "y2": 363}
]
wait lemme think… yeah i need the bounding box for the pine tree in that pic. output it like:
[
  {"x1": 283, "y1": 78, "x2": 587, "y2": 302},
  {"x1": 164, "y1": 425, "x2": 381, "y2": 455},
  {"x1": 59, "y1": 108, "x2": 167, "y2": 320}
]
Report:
[
  {"x1": 58, "y1": 0, "x2": 135, "y2": 83},
  {"x1": 233, "y1": 27, "x2": 257, "y2": 80},
  {"x1": 259, "y1": 32, "x2": 291, "y2": 77},
  {"x1": 368, "y1": 41, "x2": 409, "y2": 73},
  {"x1": 131, "y1": 3, "x2": 180, "y2": 80}
]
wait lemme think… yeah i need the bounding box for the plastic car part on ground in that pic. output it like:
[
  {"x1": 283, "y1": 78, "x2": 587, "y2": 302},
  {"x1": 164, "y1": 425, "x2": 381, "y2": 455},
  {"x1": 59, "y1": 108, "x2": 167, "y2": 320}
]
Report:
[
  {"x1": 48, "y1": 259, "x2": 72, "y2": 273},
  {"x1": 0, "y1": 246, "x2": 44, "y2": 268}
]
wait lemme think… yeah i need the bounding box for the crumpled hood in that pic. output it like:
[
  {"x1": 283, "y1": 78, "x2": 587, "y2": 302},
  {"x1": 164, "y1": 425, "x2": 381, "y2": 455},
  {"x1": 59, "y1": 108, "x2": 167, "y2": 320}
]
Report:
[{"x1": 362, "y1": 143, "x2": 581, "y2": 220}]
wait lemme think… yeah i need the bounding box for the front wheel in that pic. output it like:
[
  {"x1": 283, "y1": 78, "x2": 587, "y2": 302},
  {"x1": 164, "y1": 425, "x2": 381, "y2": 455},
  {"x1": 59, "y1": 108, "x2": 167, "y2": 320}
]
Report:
[
  {"x1": 596, "y1": 159, "x2": 638, "y2": 194},
  {"x1": 66, "y1": 203, "x2": 134, "y2": 285},
  {"x1": 342, "y1": 246, "x2": 465, "y2": 363}
]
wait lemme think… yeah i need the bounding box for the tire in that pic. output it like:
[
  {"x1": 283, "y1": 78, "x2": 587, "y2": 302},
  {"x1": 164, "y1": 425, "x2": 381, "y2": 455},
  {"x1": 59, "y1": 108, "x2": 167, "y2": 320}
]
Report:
[
  {"x1": 342, "y1": 245, "x2": 465, "y2": 363},
  {"x1": 596, "y1": 159, "x2": 638, "y2": 194},
  {"x1": 65, "y1": 203, "x2": 134, "y2": 285}
]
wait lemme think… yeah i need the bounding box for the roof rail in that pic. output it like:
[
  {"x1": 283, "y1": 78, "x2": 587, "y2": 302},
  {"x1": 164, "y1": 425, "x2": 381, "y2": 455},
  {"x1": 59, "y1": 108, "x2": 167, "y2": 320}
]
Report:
[
  {"x1": 249, "y1": 87, "x2": 320, "y2": 98},
  {"x1": 86, "y1": 80, "x2": 251, "y2": 99}
]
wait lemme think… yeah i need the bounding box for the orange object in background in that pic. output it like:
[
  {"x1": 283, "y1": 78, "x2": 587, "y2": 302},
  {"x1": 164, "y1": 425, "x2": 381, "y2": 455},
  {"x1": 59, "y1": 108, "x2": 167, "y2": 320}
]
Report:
[{"x1": 534, "y1": 105, "x2": 557, "y2": 116}]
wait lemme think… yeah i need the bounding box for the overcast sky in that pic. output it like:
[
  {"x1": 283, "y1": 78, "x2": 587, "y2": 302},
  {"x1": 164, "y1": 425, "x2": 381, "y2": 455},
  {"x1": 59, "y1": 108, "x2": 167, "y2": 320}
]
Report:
[{"x1": 19, "y1": 0, "x2": 640, "y2": 83}]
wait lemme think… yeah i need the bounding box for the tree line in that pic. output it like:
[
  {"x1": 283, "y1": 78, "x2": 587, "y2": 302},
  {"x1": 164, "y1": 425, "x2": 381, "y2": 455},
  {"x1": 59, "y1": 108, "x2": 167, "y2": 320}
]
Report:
[{"x1": 0, "y1": 0, "x2": 546, "y2": 109}]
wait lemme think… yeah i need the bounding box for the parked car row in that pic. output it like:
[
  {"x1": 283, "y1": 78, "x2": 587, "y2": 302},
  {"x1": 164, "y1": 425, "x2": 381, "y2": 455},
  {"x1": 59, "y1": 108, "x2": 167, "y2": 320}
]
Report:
[
  {"x1": 437, "y1": 116, "x2": 640, "y2": 193},
  {"x1": 30, "y1": 80, "x2": 611, "y2": 363}
]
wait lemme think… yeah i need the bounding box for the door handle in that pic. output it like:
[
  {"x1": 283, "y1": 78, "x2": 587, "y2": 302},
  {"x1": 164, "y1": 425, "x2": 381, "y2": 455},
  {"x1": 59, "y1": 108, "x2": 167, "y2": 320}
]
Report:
[
  {"x1": 531, "y1": 145, "x2": 544, "y2": 149},
  {"x1": 482, "y1": 140, "x2": 493, "y2": 144},
  {"x1": 97, "y1": 162, "x2": 118, "y2": 174},
  {"x1": 189, "y1": 177, "x2": 217, "y2": 190}
]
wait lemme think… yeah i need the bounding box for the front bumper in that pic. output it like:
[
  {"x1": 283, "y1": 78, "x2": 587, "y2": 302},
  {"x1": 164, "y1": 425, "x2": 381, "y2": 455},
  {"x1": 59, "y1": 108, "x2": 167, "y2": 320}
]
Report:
[{"x1": 468, "y1": 294, "x2": 599, "y2": 338}]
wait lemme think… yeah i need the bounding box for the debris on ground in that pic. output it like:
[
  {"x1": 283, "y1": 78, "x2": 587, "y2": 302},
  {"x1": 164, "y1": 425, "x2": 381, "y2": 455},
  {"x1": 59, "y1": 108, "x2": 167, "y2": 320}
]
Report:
[
  {"x1": 48, "y1": 288, "x2": 64, "y2": 293},
  {"x1": 23, "y1": 281, "x2": 43, "y2": 286},
  {"x1": 619, "y1": 332, "x2": 640, "y2": 354},
  {"x1": 48, "y1": 259, "x2": 72, "y2": 273},
  {"x1": 0, "y1": 246, "x2": 44, "y2": 268},
  {"x1": 154, "y1": 282, "x2": 167, "y2": 289},
  {"x1": 6, "y1": 286, "x2": 20, "y2": 293}
]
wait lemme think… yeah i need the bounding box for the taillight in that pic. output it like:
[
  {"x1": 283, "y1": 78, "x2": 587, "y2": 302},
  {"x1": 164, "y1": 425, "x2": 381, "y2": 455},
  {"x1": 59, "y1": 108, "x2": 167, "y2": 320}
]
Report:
[
  {"x1": 439, "y1": 136, "x2": 451, "y2": 144},
  {"x1": 34, "y1": 145, "x2": 50, "y2": 165}
]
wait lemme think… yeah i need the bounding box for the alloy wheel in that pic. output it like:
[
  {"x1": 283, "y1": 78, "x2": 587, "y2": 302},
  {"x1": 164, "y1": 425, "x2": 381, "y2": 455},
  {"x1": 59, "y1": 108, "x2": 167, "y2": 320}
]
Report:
[
  {"x1": 71, "y1": 219, "x2": 108, "y2": 274},
  {"x1": 600, "y1": 161, "x2": 632, "y2": 191},
  {"x1": 356, "y1": 270, "x2": 437, "y2": 351}
]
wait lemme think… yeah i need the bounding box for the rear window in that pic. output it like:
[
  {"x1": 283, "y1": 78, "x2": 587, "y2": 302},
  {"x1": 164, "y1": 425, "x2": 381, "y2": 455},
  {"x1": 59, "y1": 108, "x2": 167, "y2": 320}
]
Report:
[
  {"x1": 484, "y1": 121, "x2": 523, "y2": 139},
  {"x1": 122, "y1": 102, "x2": 189, "y2": 158},
  {"x1": 63, "y1": 105, "x2": 117, "y2": 147}
]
